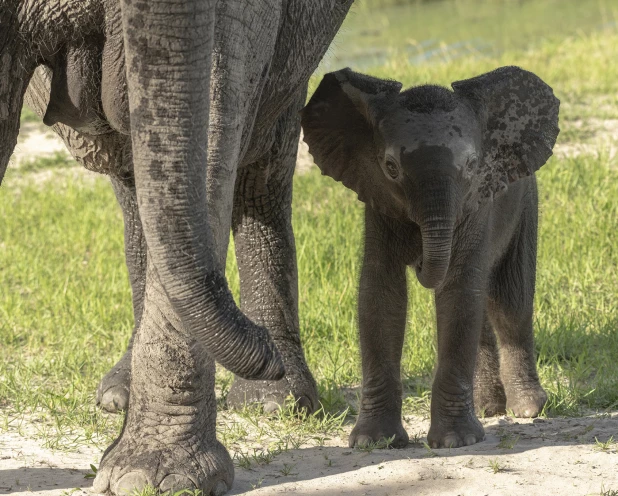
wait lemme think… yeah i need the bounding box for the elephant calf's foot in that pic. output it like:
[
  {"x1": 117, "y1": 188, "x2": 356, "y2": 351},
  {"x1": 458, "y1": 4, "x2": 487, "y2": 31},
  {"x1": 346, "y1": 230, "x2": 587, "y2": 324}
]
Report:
[
  {"x1": 505, "y1": 382, "x2": 547, "y2": 418},
  {"x1": 96, "y1": 351, "x2": 131, "y2": 413},
  {"x1": 428, "y1": 390, "x2": 485, "y2": 448},
  {"x1": 93, "y1": 425, "x2": 233, "y2": 495},
  {"x1": 474, "y1": 379, "x2": 507, "y2": 417},
  {"x1": 227, "y1": 370, "x2": 318, "y2": 414},
  {"x1": 349, "y1": 411, "x2": 409, "y2": 449},
  {"x1": 427, "y1": 412, "x2": 485, "y2": 449}
]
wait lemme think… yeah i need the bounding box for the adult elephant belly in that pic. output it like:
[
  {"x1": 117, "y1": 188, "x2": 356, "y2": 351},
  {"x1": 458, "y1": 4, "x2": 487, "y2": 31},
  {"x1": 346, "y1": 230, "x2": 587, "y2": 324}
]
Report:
[
  {"x1": 42, "y1": 40, "x2": 114, "y2": 136},
  {"x1": 41, "y1": 0, "x2": 130, "y2": 138}
]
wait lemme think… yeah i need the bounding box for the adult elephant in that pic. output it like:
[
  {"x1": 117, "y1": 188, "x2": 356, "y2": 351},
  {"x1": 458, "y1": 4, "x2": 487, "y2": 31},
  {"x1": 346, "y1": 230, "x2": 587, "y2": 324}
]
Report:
[{"x1": 1, "y1": 0, "x2": 353, "y2": 493}]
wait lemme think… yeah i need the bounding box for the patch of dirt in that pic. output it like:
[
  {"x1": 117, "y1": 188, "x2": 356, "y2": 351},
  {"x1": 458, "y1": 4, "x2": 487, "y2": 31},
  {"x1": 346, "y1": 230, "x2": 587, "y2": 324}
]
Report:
[
  {"x1": 11, "y1": 123, "x2": 66, "y2": 168},
  {"x1": 1, "y1": 412, "x2": 616, "y2": 495},
  {"x1": 555, "y1": 119, "x2": 618, "y2": 160},
  {"x1": 296, "y1": 130, "x2": 316, "y2": 174}
]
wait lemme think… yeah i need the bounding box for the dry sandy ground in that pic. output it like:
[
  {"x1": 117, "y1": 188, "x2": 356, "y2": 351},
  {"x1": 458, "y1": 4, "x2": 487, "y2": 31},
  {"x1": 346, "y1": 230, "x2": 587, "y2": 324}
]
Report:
[{"x1": 1, "y1": 412, "x2": 617, "y2": 495}]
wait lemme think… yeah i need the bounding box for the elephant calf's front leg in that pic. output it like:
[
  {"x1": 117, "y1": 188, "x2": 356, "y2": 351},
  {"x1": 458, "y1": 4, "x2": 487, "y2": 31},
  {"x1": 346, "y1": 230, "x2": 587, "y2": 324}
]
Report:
[
  {"x1": 428, "y1": 234, "x2": 488, "y2": 448},
  {"x1": 349, "y1": 209, "x2": 409, "y2": 449}
]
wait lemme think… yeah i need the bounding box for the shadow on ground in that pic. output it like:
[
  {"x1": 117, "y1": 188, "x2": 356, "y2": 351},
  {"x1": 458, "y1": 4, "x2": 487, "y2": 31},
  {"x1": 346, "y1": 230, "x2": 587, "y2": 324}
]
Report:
[
  {"x1": 1, "y1": 413, "x2": 616, "y2": 495},
  {"x1": 229, "y1": 413, "x2": 618, "y2": 495},
  {"x1": 0, "y1": 468, "x2": 91, "y2": 494}
]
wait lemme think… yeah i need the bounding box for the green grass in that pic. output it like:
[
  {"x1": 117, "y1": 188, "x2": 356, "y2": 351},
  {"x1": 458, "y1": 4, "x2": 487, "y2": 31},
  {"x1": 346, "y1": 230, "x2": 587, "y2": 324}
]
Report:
[
  {"x1": 330, "y1": 0, "x2": 618, "y2": 70},
  {"x1": 1, "y1": 151, "x2": 617, "y2": 447},
  {"x1": 20, "y1": 106, "x2": 41, "y2": 124},
  {"x1": 15, "y1": 151, "x2": 74, "y2": 174},
  {"x1": 487, "y1": 457, "x2": 505, "y2": 474},
  {"x1": 3, "y1": 0, "x2": 618, "y2": 453}
]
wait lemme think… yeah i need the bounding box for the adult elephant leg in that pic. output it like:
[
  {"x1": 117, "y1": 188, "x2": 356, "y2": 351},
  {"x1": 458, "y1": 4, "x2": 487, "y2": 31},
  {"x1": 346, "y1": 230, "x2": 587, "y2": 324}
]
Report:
[
  {"x1": 227, "y1": 92, "x2": 318, "y2": 414},
  {"x1": 25, "y1": 69, "x2": 141, "y2": 413},
  {"x1": 96, "y1": 174, "x2": 147, "y2": 413},
  {"x1": 348, "y1": 208, "x2": 409, "y2": 449},
  {"x1": 473, "y1": 315, "x2": 507, "y2": 417},
  {"x1": 427, "y1": 215, "x2": 488, "y2": 449},
  {"x1": 487, "y1": 193, "x2": 546, "y2": 418},
  {"x1": 94, "y1": 0, "x2": 282, "y2": 493},
  {"x1": 93, "y1": 258, "x2": 233, "y2": 494}
]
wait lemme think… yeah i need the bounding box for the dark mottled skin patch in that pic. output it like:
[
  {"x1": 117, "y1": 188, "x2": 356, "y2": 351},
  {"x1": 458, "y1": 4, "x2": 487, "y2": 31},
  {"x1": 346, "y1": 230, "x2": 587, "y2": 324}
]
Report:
[{"x1": 451, "y1": 66, "x2": 560, "y2": 201}]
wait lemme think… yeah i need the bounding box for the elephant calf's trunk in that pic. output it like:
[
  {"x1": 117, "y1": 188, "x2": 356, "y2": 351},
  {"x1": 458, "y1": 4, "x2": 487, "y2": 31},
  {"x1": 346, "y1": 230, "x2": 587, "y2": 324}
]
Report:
[{"x1": 416, "y1": 221, "x2": 454, "y2": 290}]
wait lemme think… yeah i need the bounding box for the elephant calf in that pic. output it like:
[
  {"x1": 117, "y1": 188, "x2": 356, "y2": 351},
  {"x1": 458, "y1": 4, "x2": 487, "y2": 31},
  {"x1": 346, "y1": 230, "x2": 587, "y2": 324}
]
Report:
[{"x1": 301, "y1": 66, "x2": 560, "y2": 449}]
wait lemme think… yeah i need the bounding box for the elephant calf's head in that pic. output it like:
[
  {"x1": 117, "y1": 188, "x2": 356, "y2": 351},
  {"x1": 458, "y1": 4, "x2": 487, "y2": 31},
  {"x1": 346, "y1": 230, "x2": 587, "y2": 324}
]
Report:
[{"x1": 301, "y1": 66, "x2": 560, "y2": 288}]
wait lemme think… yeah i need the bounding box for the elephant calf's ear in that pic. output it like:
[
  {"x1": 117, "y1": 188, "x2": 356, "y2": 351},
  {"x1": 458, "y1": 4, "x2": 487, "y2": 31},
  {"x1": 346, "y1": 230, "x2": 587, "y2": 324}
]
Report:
[
  {"x1": 452, "y1": 66, "x2": 560, "y2": 202},
  {"x1": 300, "y1": 68, "x2": 403, "y2": 213}
]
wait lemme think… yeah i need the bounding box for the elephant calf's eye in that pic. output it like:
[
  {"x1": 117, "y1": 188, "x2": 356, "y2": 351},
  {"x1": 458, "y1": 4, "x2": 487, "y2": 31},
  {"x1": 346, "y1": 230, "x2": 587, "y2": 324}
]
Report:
[
  {"x1": 385, "y1": 159, "x2": 399, "y2": 179},
  {"x1": 466, "y1": 157, "x2": 479, "y2": 172}
]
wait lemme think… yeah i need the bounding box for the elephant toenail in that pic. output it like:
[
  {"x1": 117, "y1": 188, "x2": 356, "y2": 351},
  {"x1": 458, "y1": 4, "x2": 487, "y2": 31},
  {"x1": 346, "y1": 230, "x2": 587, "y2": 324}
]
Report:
[
  {"x1": 92, "y1": 468, "x2": 110, "y2": 492},
  {"x1": 297, "y1": 395, "x2": 312, "y2": 412},
  {"x1": 211, "y1": 480, "x2": 229, "y2": 496},
  {"x1": 464, "y1": 434, "x2": 477, "y2": 446},
  {"x1": 353, "y1": 435, "x2": 372, "y2": 448},
  {"x1": 443, "y1": 436, "x2": 459, "y2": 448},
  {"x1": 160, "y1": 474, "x2": 194, "y2": 492},
  {"x1": 100, "y1": 388, "x2": 129, "y2": 413},
  {"x1": 115, "y1": 471, "x2": 150, "y2": 494},
  {"x1": 263, "y1": 400, "x2": 281, "y2": 414}
]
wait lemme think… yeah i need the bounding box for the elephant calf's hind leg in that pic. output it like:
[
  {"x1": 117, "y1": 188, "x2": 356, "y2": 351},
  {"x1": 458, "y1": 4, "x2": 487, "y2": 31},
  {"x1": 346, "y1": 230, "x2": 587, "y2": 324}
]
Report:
[
  {"x1": 487, "y1": 205, "x2": 546, "y2": 418},
  {"x1": 473, "y1": 316, "x2": 507, "y2": 417}
]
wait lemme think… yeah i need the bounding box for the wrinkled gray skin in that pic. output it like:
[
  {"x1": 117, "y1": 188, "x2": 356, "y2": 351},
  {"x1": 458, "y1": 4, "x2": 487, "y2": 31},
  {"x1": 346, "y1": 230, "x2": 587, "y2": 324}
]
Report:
[
  {"x1": 1, "y1": 0, "x2": 352, "y2": 493},
  {"x1": 301, "y1": 67, "x2": 560, "y2": 449}
]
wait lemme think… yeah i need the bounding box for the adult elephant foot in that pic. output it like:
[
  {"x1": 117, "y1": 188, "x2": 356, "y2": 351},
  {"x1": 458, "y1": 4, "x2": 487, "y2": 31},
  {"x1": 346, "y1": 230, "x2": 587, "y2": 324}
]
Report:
[
  {"x1": 427, "y1": 410, "x2": 485, "y2": 449},
  {"x1": 505, "y1": 383, "x2": 547, "y2": 418},
  {"x1": 92, "y1": 425, "x2": 232, "y2": 495},
  {"x1": 348, "y1": 411, "x2": 409, "y2": 449},
  {"x1": 227, "y1": 365, "x2": 318, "y2": 414},
  {"x1": 93, "y1": 353, "x2": 234, "y2": 495},
  {"x1": 96, "y1": 349, "x2": 131, "y2": 413},
  {"x1": 93, "y1": 259, "x2": 240, "y2": 496}
]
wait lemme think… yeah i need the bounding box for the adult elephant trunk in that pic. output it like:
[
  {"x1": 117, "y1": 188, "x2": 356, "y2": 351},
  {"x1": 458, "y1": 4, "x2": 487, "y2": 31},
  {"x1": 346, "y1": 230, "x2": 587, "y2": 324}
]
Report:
[
  {"x1": 414, "y1": 178, "x2": 459, "y2": 290},
  {"x1": 119, "y1": 0, "x2": 283, "y2": 380}
]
